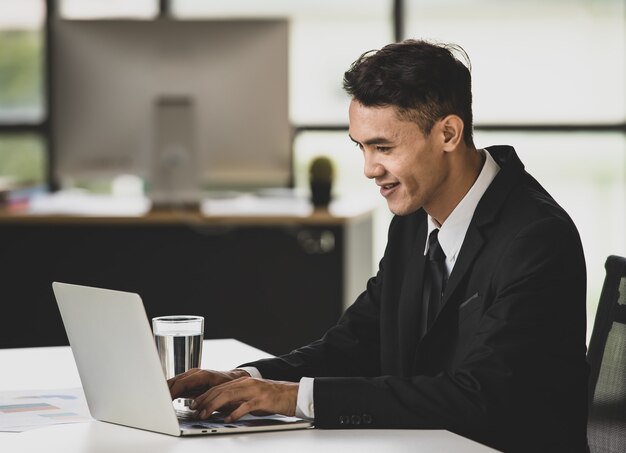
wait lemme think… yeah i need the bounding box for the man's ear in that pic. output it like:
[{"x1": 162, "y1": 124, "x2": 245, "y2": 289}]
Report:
[{"x1": 439, "y1": 115, "x2": 464, "y2": 151}]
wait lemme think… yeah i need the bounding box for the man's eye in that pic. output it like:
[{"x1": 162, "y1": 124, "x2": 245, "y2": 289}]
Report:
[{"x1": 376, "y1": 146, "x2": 391, "y2": 152}]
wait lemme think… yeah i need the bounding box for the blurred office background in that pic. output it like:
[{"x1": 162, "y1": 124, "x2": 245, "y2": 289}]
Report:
[{"x1": 1, "y1": 0, "x2": 624, "y2": 338}]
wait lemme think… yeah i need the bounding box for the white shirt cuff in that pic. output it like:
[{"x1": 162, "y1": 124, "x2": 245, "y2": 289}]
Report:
[
  {"x1": 295, "y1": 377, "x2": 315, "y2": 420},
  {"x1": 237, "y1": 366, "x2": 262, "y2": 378}
]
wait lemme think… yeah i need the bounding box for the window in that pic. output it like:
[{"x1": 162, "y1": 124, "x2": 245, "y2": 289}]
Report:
[
  {"x1": 0, "y1": 134, "x2": 45, "y2": 186},
  {"x1": 0, "y1": 0, "x2": 46, "y2": 188},
  {"x1": 406, "y1": 0, "x2": 626, "y2": 124}
]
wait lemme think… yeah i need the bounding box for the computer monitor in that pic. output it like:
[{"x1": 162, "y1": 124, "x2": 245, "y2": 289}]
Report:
[{"x1": 51, "y1": 17, "x2": 291, "y2": 200}]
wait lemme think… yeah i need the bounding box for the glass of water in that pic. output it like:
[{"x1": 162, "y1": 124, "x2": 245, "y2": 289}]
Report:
[{"x1": 152, "y1": 315, "x2": 204, "y2": 380}]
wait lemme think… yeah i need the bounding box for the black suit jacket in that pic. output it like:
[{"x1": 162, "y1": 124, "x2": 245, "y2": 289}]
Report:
[{"x1": 245, "y1": 146, "x2": 589, "y2": 452}]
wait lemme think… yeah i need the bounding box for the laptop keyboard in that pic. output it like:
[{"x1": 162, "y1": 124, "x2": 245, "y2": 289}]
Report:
[
  {"x1": 176, "y1": 409, "x2": 225, "y2": 422},
  {"x1": 177, "y1": 410, "x2": 306, "y2": 430}
]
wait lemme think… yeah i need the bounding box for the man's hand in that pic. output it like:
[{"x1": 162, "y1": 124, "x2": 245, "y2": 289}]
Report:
[
  {"x1": 168, "y1": 368, "x2": 250, "y2": 400},
  {"x1": 189, "y1": 376, "x2": 299, "y2": 423}
]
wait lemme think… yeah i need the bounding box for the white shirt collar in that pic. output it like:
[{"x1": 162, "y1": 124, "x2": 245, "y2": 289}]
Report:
[{"x1": 425, "y1": 149, "x2": 500, "y2": 274}]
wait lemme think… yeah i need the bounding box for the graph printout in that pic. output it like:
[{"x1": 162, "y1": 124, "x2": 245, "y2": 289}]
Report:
[{"x1": 0, "y1": 388, "x2": 91, "y2": 432}]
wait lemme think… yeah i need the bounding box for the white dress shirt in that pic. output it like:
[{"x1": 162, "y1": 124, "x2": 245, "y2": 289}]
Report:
[
  {"x1": 244, "y1": 149, "x2": 500, "y2": 420},
  {"x1": 425, "y1": 149, "x2": 500, "y2": 274}
]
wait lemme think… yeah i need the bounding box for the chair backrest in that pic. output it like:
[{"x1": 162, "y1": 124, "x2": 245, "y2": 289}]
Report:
[{"x1": 587, "y1": 255, "x2": 626, "y2": 453}]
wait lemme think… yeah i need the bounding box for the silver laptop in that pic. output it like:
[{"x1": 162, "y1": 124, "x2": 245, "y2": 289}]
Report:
[{"x1": 52, "y1": 282, "x2": 312, "y2": 436}]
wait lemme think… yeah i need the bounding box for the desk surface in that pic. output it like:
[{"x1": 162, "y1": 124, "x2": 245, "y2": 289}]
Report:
[
  {"x1": 0, "y1": 339, "x2": 497, "y2": 452},
  {"x1": 0, "y1": 208, "x2": 370, "y2": 226},
  {"x1": 0, "y1": 192, "x2": 375, "y2": 226}
]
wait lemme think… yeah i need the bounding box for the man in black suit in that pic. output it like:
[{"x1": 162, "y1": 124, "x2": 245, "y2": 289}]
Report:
[{"x1": 169, "y1": 40, "x2": 589, "y2": 452}]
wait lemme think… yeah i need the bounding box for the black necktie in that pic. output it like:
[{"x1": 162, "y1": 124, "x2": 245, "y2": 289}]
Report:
[{"x1": 422, "y1": 229, "x2": 448, "y2": 331}]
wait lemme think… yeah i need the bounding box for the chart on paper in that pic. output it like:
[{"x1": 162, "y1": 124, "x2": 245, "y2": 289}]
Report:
[{"x1": 0, "y1": 388, "x2": 91, "y2": 432}]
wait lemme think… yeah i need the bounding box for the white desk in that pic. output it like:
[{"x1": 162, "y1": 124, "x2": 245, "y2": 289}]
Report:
[{"x1": 0, "y1": 339, "x2": 497, "y2": 452}]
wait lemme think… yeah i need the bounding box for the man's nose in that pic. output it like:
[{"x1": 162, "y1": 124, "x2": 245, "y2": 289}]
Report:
[{"x1": 364, "y1": 154, "x2": 384, "y2": 180}]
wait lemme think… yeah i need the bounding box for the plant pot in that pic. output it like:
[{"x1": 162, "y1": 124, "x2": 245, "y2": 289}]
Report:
[{"x1": 310, "y1": 181, "x2": 332, "y2": 208}]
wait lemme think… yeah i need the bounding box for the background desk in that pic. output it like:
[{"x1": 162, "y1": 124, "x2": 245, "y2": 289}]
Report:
[
  {"x1": 0, "y1": 205, "x2": 373, "y2": 355},
  {"x1": 0, "y1": 339, "x2": 497, "y2": 453}
]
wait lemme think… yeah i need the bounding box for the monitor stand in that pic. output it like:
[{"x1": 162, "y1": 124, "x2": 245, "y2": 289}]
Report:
[{"x1": 150, "y1": 96, "x2": 201, "y2": 212}]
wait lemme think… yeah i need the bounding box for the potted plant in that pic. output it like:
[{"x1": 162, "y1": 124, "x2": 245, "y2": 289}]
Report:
[{"x1": 309, "y1": 156, "x2": 334, "y2": 209}]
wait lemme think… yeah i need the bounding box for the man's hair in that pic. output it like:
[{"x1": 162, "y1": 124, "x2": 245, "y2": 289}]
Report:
[{"x1": 343, "y1": 39, "x2": 474, "y2": 146}]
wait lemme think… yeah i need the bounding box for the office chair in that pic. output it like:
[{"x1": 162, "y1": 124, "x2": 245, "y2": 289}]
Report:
[{"x1": 587, "y1": 255, "x2": 626, "y2": 453}]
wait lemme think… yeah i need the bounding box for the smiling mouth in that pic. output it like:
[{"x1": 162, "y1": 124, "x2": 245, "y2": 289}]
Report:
[{"x1": 379, "y1": 182, "x2": 400, "y2": 197}]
